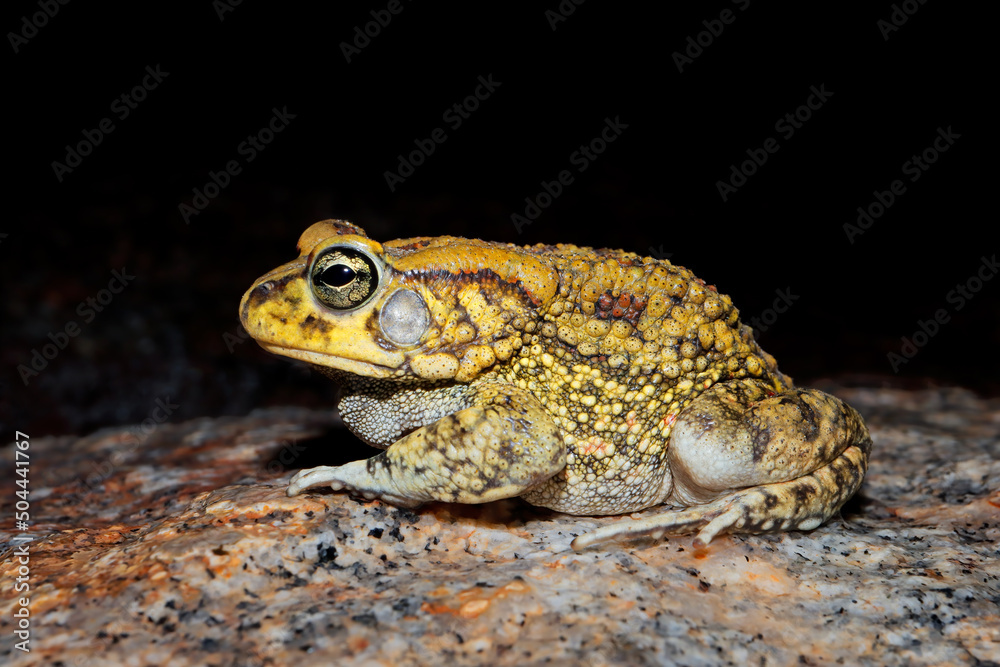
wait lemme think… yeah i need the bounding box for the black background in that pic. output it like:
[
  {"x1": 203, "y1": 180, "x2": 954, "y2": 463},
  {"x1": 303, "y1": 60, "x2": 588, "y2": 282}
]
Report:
[{"x1": 3, "y1": 1, "x2": 993, "y2": 437}]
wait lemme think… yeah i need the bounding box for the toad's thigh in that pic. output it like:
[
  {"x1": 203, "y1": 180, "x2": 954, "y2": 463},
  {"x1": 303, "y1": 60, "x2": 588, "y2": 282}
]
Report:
[{"x1": 667, "y1": 380, "x2": 869, "y2": 505}]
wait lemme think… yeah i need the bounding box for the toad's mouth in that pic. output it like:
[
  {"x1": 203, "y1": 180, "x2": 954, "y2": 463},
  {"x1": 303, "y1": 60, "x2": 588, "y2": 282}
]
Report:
[{"x1": 260, "y1": 343, "x2": 402, "y2": 379}]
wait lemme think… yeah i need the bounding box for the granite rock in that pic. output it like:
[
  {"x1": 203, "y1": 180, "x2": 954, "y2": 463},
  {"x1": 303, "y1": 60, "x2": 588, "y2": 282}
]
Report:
[{"x1": 1, "y1": 389, "x2": 998, "y2": 666}]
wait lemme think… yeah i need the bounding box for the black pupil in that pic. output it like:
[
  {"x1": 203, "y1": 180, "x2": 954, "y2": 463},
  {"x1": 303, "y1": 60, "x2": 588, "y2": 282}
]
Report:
[{"x1": 322, "y1": 264, "x2": 356, "y2": 287}]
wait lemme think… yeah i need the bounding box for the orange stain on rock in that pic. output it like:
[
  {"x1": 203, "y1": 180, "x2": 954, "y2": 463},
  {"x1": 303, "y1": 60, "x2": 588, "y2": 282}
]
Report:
[
  {"x1": 420, "y1": 580, "x2": 532, "y2": 618},
  {"x1": 347, "y1": 636, "x2": 369, "y2": 652},
  {"x1": 459, "y1": 599, "x2": 491, "y2": 618}
]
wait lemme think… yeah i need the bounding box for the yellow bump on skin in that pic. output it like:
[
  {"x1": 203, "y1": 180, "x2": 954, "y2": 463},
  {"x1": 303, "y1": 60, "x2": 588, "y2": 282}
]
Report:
[
  {"x1": 586, "y1": 319, "x2": 611, "y2": 337},
  {"x1": 623, "y1": 337, "x2": 643, "y2": 354},
  {"x1": 472, "y1": 345, "x2": 496, "y2": 366},
  {"x1": 721, "y1": 327, "x2": 735, "y2": 350},
  {"x1": 703, "y1": 297, "x2": 724, "y2": 319},
  {"x1": 410, "y1": 353, "x2": 459, "y2": 379},
  {"x1": 600, "y1": 336, "x2": 621, "y2": 355},
  {"x1": 455, "y1": 322, "x2": 476, "y2": 344},
  {"x1": 662, "y1": 319, "x2": 685, "y2": 338},
  {"x1": 594, "y1": 260, "x2": 618, "y2": 288},
  {"x1": 647, "y1": 293, "x2": 668, "y2": 319},
  {"x1": 608, "y1": 353, "x2": 628, "y2": 368},
  {"x1": 672, "y1": 305, "x2": 692, "y2": 323},
  {"x1": 665, "y1": 275, "x2": 688, "y2": 298},
  {"x1": 611, "y1": 321, "x2": 632, "y2": 339},
  {"x1": 646, "y1": 266, "x2": 667, "y2": 290},
  {"x1": 493, "y1": 337, "x2": 515, "y2": 361},
  {"x1": 698, "y1": 323, "x2": 715, "y2": 350},
  {"x1": 687, "y1": 281, "x2": 707, "y2": 304},
  {"x1": 557, "y1": 326, "x2": 579, "y2": 346},
  {"x1": 456, "y1": 345, "x2": 498, "y2": 381}
]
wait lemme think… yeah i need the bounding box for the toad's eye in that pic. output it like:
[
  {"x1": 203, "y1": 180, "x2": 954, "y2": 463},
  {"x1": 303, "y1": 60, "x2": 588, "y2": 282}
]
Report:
[
  {"x1": 310, "y1": 247, "x2": 380, "y2": 310},
  {"x1": 321, "y1": 263, "x2": 356, "y2": 287}
]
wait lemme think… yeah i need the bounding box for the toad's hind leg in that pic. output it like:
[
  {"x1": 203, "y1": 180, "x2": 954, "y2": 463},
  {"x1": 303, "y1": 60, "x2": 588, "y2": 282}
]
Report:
[{"x1": 571, "y1": 380, "x2": 871, "y2": 550}]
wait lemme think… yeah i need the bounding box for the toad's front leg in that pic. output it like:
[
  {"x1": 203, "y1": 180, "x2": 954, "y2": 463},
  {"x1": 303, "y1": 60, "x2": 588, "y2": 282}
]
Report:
[{"x1": 287, "y1": 384, "x2": 566, "y2": 507}]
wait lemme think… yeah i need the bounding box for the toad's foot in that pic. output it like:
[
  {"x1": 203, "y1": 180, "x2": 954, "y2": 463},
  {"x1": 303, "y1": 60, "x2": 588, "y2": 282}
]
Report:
[
  {"x1": 571, "y1": 440, "x2": 868, "y2": 549},
  {"x1": 572, "y1": 381, "x2": 871, "y2": 550}
]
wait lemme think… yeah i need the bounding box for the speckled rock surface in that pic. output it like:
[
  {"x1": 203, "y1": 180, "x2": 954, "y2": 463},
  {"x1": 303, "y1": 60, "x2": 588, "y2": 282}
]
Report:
[{"x1": 2, "y1": 387, "x2": 998, "y2": 666}]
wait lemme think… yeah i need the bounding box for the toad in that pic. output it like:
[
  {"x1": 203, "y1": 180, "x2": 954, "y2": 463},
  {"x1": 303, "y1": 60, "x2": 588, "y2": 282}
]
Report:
[{"x1": 240, "y1": 220, "x2": 871, "y2": 549}]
